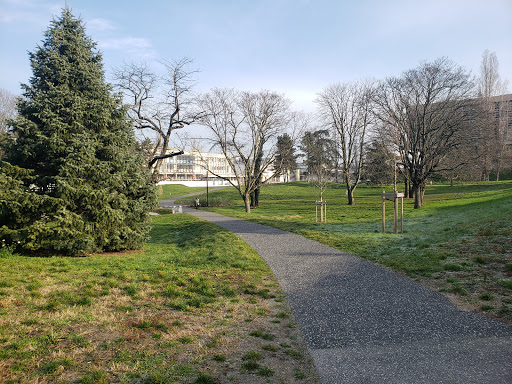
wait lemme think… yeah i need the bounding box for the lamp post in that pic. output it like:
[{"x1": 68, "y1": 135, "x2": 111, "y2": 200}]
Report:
[{"x1": 206, "y1": 158, "x2": 209, "y2": 207}]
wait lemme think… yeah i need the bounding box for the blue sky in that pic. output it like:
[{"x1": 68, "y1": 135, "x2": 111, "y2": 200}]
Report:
[{"x1": 1, "y1": 0, "x2": 511, "y2": 113}]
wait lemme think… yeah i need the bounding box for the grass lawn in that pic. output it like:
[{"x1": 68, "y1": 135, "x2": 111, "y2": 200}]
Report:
[
  {"x1": 156, "y1": 184, "x2": 207, "y2": 201},
  {"x1": 180, "y1": 181, "x2": 512, "y2": 325},
  {"x1": 0, "y1": 213, "x2": 320, "y2": 383}
]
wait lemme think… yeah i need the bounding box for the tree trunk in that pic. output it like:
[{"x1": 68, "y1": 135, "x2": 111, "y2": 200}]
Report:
[
  {"x1": 413, "y1": 183, "x2": 425, "y2": 209},
  {"x1": 347, "y1": 187, "x2": 354, "y2": 205},
  {"x1": 404, "y1": 179, "x2": 409, "y2": 198},
  {"x1": 244, "y1": 196, "x2": 251, "y2": 213},
  {"x1": 254, "y1": 187, "x2": 260, "y2": 207},
  {"x1": 250, "y1": 187, "x2": 260, "y2": 207},
  {"x1": 344, "y1": 173, "x2": 355, "y2": 205}
]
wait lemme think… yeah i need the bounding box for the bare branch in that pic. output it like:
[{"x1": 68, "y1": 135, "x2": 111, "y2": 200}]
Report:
[
  {"x1": 147, "y1": 150, "x2": 184, "y2": 168},
  {"x1": 196, "y1": 88, "x2": 293, "y2": 212},
  {"x1": 372, "y1": 57, "x2": 476, "y2": 208},
  {"x1": 316, "y1": 79, "x2": 376, "y2": 205},
  {"x1": 113, "y1": 58, "x2": 200, "y2": 179}
]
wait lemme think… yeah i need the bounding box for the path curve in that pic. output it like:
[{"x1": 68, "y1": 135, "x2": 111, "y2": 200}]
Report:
[{"x1": 160, "y1": 194, "x2": 512, "y2": 384}]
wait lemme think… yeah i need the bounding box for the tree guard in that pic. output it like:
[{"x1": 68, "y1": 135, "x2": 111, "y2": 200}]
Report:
[
  {"x1": 381, "y1": 191, "x2": 404, "y2": 234},
  {"x1": 316, "y1": 200, "x2": 327, "y2": 223}
]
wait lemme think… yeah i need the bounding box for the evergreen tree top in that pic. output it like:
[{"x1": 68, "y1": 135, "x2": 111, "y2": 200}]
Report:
[
  {"x1": 22, "y1": 7, "x2": 106, "y2": 100},
  {"x1": 8, "y1": 6, "x2": 128, "y2": 178}
]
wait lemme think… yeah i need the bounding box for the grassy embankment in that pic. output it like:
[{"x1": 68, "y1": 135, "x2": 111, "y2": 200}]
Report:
[
  {"x1": 179, "y1": 181, "x2": 512, "y2": 325},
  {"x1": 0, "y1": 191, "x2": 320, "y2": 383},
  {"x1": 156, "y1": 184, "x2": 206, "y2": 201}
]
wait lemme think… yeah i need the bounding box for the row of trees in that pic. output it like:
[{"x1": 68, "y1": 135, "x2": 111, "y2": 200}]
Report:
[
  {"x1": 299, "y1": 55, "x2": 509, "y2": 209},
  {"x1": 112, "y1": 53, "x2": 509, "y2": 212}
]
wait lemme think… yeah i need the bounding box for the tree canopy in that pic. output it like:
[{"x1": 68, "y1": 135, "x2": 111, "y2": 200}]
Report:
[
  {"x1": 373, "y1": 58, "x2": 477, "y2": 208},
  {"x1": 0, "y1": 8, "x2": 156, "y2": 255}
]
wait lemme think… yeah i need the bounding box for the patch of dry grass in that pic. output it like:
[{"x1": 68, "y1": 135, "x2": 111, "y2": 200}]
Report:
[{"x1": 0, "y1": 214, "x2": 320, "y2": 383}]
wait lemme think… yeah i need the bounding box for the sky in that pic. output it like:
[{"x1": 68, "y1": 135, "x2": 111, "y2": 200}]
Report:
[{"x1": 1, "y1": 0, "x2": 511, "y2": 115}]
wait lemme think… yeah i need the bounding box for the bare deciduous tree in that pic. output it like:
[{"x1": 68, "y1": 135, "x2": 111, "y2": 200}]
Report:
[
  {"x1": 197, "y1": 88, "x2": 292, "y2": 213},
  {"x1": 0, "y1": 88, "x2": 17, "y2": 135},
  {"x1": 113, "y1": 58, "x2": 201, "y2": 178},
  {"x1": 373, "y1": 58, "x2": 477, "y2": 208},
  {"x1": 316, "y1": 80, "x2": 375, "y2": 205},
  {"x1": 476, "y1": 50, "x2": 510, "y2": 181}
]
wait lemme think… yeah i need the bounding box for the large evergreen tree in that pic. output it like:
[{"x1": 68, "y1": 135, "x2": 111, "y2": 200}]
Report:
[
  {"x1": 0, "y1": 8, "x2": 156, "y2": 256},
  {"x1": 274, "y1": 133, "x2": 297, "y2": 182}
]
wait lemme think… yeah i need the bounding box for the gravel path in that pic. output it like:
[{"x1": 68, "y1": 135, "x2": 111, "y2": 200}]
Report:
[{"x1": 160, "y1": 195, "x2": 512, "y2": 383}]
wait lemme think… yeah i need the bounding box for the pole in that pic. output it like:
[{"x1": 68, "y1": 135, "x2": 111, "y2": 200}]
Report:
[
  {"x1": 206, "y1": 159, "x2": 209, "y2": 207},
  {"x1": 394, "y1": 195, "x2": 398, "y2": 234},
  {"x1": 382, "y1": 191, "x2": 386, "y2": 233},
  {"x1": 394, "y1": 158, "x2": 397, "y2": 193},
  {"x1": 400, "y1": 196, "x2": 404, "y2": 233}
]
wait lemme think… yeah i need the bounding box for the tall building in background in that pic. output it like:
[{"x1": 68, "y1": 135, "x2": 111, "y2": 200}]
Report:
[{"x1": 489, "y1": 93, "x2": 512, "y2": 146}]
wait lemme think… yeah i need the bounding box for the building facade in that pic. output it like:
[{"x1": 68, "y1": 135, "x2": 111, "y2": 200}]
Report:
[
  {"x1": 156, "y1": 149, "x2": 305, "y2": 184},
  {"x1": 158, "y1": 150, "x2": 237, "y2": 182},
  {"x1": 488, "y1": 93, "x2": 512, "y2": 146}
]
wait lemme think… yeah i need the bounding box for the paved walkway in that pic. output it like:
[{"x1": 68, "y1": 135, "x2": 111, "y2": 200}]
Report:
[{"x1": 160, "y1": 194, "x2": 512, "y2": 384}]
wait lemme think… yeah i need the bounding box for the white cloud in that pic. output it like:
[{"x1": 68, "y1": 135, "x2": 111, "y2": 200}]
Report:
[
  {"x1": 98, "y1": 37, "x2": 156, "y2": 59},
  {"x1": 100, "y1": 37, "x2": 151, "y2": 50},
  {"x1": 86, "y1": 18, "x2": 116, "y2": 32},
  {"x1": 0, "y1": 0, "x2": 60, "y2": 25}
]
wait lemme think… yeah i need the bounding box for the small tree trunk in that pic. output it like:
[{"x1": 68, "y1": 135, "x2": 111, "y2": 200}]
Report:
[
  {"x1": 414, "y1": 189, "x2": 421, "y2": 209},
  {"x1": 413, "y1": 183, "x2": 426, "y2": 209},
  {"x1": 347, "y1": 188, "x2": 355, "y2": 205},
  {"x1": 244, "y1": 196, "x2": 251, "y2": 213},
  {"x1": 404, "y1": 179, "x2": 409, "y2": 198},
  {"x1": 344, "y1": 173, "x2": 355, "y2": 205}
]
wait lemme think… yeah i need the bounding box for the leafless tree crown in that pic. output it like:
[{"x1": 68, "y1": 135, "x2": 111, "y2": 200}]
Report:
[
  {"x1": 316, "y1": 80, "x2": 376, "y2": 205},
  {"x1": 0, "y1": 88, "x2": 18, "y2": 135},
  {"x1": 372, "y1": 57, "x2": 476, "y2": 208},
  {"x1": 197, "y1": 88, "x2": 293, "y2": 212},
  {"x1": 113, "y1": 58, "x2": 201, "y2": 176}
]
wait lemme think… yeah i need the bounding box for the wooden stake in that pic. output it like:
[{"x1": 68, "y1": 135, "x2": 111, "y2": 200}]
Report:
[
  {"x1": 401, "y1": 196, "x2": 404, "y2": 233},
  {"x1": 382, "y1": 191, "x2": 386, "y2": 233},
  {"x1": 394, "y1": 194, "x2": 398, "y2": 234}
]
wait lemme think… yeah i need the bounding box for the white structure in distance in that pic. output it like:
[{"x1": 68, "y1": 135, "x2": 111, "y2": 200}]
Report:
[{"x1": 155, "y1": 149, "x2": 301, "y2": 187}]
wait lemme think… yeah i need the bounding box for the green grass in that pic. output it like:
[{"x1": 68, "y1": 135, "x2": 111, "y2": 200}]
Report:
[
  {"x1": 197, "y1": 181, "x2": 512, "y2": 324},
  {"x1": 0, "y1": 213, "x2": 320, "y2": 383},
  {"x1": 156, "y1": 183, "x2": 207, "y2": 201}
]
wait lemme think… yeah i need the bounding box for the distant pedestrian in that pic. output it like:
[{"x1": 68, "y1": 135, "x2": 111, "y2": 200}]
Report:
[{"x1": 195, "y1": 197, "x2": 200, "y2": 209}]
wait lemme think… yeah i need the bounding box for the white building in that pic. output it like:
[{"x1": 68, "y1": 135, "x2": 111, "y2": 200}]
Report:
[
  {"x1": 156, "y1": 149, "x2": 304, "y2": 186},
  {"x1": 157, "y1": 150, "x2": 236, "y2": 184}
]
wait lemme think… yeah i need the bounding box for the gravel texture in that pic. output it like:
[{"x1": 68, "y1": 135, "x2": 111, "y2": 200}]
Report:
[{"x1": 160, "y1": 196, "x2": 512, "y2": 383}]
